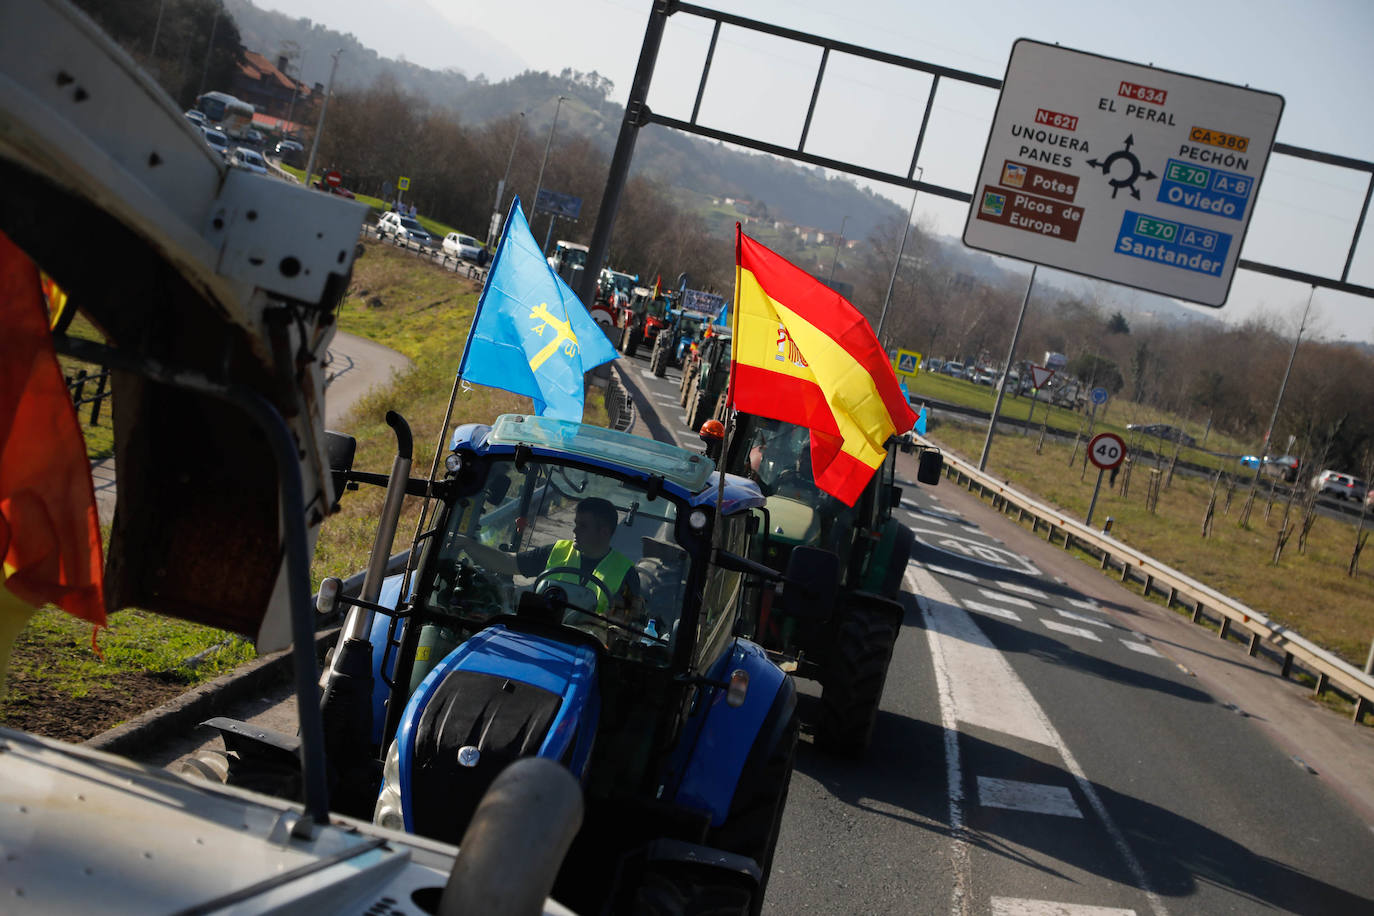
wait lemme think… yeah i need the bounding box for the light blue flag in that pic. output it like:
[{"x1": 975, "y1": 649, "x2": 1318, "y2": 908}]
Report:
[
  {"x1": 459, "y1": 197, "x2": 618, "y2": 422},
  {"x1": 915, "y1": 405, "x2": 928, "y2": 437}
]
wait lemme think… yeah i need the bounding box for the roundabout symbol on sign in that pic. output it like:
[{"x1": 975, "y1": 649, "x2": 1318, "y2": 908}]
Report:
[{"x1": 1088, "y1": 432, "x2": 1126, "y2": 470}]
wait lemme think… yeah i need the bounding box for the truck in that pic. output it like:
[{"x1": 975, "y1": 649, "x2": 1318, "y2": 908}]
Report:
[
  {"x1": 197, "y1": 411, "x2": 837, "y2": 915},
  {"x1": 547, "y1": 239, "x2": 589, "y2": 288},
  {"x1": 0, "y1": 1, "x2": 588, "y2": 911}
]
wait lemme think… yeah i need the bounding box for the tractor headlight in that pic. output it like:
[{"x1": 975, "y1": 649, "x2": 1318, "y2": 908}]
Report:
[{"x1": 373, "y1": 739, "x2": 405, "y2": 831}]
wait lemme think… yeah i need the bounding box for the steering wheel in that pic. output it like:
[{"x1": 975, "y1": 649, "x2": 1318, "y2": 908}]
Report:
[
  {"x1": 551, "y1": 466, "x2": 590, "y2": 497},
  {"x1": 531, "y1": 566, "x2": 612, "y2": 616},
  {"x1": 528, "y1": 567, "x2": 664, "y2": 644}
]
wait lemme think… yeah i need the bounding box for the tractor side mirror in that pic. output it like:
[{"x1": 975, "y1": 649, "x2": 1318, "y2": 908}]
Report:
[
  {"x1": 917, "y1": 448, "x2": 943, "y2": 486},
  {"x1": 889, "y1": 484, "x2": 903, "y2": 509},
  {"x1": 325, "y1": 430, "x2": 357, "y2": 509},
  {"x1": 777, "y1": 546, "x2": 839, "y2": 621}
]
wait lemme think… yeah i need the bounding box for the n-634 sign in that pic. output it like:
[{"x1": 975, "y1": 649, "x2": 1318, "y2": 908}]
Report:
[{"x1": 1088, "y1": 432, "x2": 1127, "y2": 470}]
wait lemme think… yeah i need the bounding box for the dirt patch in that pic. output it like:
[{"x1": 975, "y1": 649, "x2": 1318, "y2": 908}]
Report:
[{"x1": 1, "y1": 672, "x2": 185, "y2": 743}]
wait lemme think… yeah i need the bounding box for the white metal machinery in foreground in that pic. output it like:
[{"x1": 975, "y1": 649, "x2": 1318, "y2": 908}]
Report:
[{"x1": 0, "y1": 2, "x2": 584, "y2": 912}]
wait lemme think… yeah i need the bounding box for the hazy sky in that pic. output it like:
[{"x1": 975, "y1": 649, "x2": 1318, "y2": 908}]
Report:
[{"x1": 254, "y1": 0, "x2": 1374, "y2": 343}]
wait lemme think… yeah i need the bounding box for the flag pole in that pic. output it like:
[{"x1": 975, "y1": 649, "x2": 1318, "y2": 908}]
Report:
[{"x1": 716, "y1": 224, "x2": 746, "y2": 512}]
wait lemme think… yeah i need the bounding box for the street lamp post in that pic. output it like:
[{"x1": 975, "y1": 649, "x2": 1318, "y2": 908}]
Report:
[
  {"x1": 530, "y1": 96, "x2": 568, "y2": 233},
  {"x1": 828, "y1": 215, "x2": 849, "y2": 283},
  {"x1": 877, "y1": 168, "x2": 921, "y2": 342},
  {"x1": 303, "y1": 49, "x2": 342, "y2": 190},
  {"x1": 489, "y1": 112, "x2": 525, "y2": 246}
]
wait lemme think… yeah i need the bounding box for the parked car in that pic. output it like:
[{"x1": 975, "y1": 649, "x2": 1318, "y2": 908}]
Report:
[
  {"x1": 924, "y1": 357, "x2": 944, "y2": 373},
  {"x1": 377, "y1": 211, "x2": 435, "y2": 247},
  {"x1": 1310, "y1": 470, "x2": 1368, "y2": 503},
  {"x1": 1239, "y1": 454, "x2": 1301, "y2": 482},
  {"x1": 184, "y1": 109, "x2": 207, "y2": 127},
  {"x1": 273, "y1": 138, "x2": 304, "y2": 167},
  {"x1": 201, "y1": 126, "x2": 230, "y2": 159},
  {"x1": 1127, "y1": 423, "x2": 1196, "y2": 447},
  {"x1": 230, "y1": 147, "x2": 268, "y2": 175},
  {"x1": 971, "y1": 367, "x2": 996, "y2": 386},
  {"x1": 442, "y1": 232, "x2": 488, "y2": 264},
  {"x1": 943, "y1": 361, "x2": 965, "y2": 378}
]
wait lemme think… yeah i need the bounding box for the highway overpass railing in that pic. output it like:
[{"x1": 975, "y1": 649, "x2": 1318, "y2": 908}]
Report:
[{"x1": 929, "y1": 443, "x2": 1374, "y2": 725}]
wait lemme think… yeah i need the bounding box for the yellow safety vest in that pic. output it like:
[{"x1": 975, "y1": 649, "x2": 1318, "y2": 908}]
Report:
[{"x1": 545, "y1": 540, "x2": 633, "y2": 617}]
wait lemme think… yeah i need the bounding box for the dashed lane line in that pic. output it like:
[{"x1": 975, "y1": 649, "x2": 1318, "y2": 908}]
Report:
[
  {"x1": 964, "y1": 600, "x2": 1023, "y2": 622},
  {"x1": 977, "y1": 776, "x2": 1083, "y2": 818},
  {"x1": 993, "y1": 898, "x2": 1136, "y2": 916},
  {"x1": 1121, "y1": 640, "x2": 1163, "y2": 657},
  {"x1": 1043, "y1": 619, "x2": 1103, "y2": 642},
  {"x1": 979, "y1": 588, "x2": 1037, "y2": 609},
  {"x1": 1055, "y1": 608, "x2": 1116, "y2": 630}
]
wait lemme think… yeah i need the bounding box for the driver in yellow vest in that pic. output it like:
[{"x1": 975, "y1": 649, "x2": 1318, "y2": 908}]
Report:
[{"x1": 458, "y1": 497, "x2": 642, "y2": 623}]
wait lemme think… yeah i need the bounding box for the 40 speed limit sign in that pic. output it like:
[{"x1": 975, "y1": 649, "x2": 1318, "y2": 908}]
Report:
[{"x1": 1088, "y1": 432, "x2": 1127, "y2": 470}]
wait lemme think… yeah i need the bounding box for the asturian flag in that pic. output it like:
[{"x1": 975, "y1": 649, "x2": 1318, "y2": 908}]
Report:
[{"x1": 459, "y1": 198, "x2": 618, "y2": 422}]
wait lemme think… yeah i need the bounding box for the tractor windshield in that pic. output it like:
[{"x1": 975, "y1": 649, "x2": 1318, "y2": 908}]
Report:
[{"x1": 424, "y1": 458, "x2": 689, "y2": 667}]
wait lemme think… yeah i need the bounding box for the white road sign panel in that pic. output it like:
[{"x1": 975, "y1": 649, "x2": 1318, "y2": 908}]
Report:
[
  {"x1": 1088, "y1": 432, "x2": 1127, "y2": 470},
  {"x1": 963, "y1": 39, "x2": 1283, "y2": 307}
]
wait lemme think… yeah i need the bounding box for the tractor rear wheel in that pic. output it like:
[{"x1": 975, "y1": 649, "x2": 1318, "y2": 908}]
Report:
[
  {"x1": 814, "y1": 600, "x2": 898, "y2": 757},
  {"x1": 679, "y1": 363, "x2": 698, "y2": 405}
]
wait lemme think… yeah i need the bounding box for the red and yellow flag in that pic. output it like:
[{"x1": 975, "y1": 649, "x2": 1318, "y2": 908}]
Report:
[
  {"x1": 652, "y1": 274, "x2": 662, "y2": 300},
  {"x1": 730, "y1": 227, "x2": 916, "y2": 505},
  {"x1": 0, "y1": 231, "x2": 105, "y2": 690}
]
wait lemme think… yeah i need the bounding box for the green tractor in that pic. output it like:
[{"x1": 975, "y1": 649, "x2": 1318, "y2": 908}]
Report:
[
  {"x1": 716, "y1": 414, "x2": 943, "y2": 755},
  {"x1": 683, "y1": 333, "x2": 733, "y2": 432}
]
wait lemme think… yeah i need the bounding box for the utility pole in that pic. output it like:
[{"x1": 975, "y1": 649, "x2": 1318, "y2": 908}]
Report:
[
  {"x1": 877, "y1": 170, "x2": 921, "y2": 342},
  {"x1": 195, "y1": 6, "x2": 221, "y2": 100},
  {"x1": 1249, "y1": 285, "x2": 1316, "y2": 490},
  {"x1": 828, "y1": 215, "x2": 849, "y2": 283},
  {"x1": 490, "y1": 112, "x2": 524, "y2": 247},
  {"x1": 530, "y1": 96, "x2": 568, "y2": 236},
  {"x1": 303, "y1": 49, "x2": 343, "y2": 190}
]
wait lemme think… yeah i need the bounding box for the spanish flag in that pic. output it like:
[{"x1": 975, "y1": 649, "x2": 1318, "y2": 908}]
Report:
[
  {"x1": 730, "y1": 227, "x2": 916, "y2": 505},
  {"x1": 0, "y1": 231, "x2": 105, "y2": 692}
]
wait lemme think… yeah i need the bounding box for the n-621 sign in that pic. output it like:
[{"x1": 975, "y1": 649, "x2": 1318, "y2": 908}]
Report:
[{"x1": 1088, "y1": 432, "x2": 1127, "y2": 470}]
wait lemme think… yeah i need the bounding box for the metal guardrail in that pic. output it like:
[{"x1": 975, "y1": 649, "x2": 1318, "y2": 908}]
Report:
[
  {"x1": 931, "y1": 443, "x2": 1374, "y2": 724},
  {"x1": 67, "y1": 367, "x2": 111, "y2": 426}
]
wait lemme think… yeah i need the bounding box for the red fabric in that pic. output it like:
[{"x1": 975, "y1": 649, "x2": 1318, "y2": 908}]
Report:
[{"x1": 0, "y1": 231, "x2": 105, "y2": 625}]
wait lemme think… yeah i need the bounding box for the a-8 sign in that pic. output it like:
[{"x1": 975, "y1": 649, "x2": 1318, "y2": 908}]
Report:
[{"x1": 1088, "y1": 432, "x2": 1127, "y2": 470}]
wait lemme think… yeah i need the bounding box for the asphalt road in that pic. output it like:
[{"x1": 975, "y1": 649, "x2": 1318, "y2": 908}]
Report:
[{"x1": 614, "y1": 348, "x2": 1374, "y2": 916}]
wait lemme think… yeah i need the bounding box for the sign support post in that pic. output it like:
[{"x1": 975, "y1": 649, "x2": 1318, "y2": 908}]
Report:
[
  {"x1": 1086, "y1": 432, "x2": 1127, "y2": 526},
  {"x1": 979, "y1": 264, "x2": 1037, "y2": 470}
]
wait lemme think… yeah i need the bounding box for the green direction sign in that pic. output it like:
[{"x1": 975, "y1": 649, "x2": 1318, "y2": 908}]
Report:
[{"x1": 894, "y1": 348, "x2": 923, "y2": 378}]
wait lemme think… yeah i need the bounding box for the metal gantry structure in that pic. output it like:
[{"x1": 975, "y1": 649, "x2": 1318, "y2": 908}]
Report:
[{"x1": 580, "y1": 1, "x2": 1373, "y2": 308}]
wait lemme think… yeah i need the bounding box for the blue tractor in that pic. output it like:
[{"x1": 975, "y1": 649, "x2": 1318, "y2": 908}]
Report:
[{"x1": 199, "y1": 413, "x2": 838, "y2": 914}]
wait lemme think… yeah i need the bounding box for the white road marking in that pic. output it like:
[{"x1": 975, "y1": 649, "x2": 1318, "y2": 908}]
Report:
[
  {"x1": 979, "y1": 589, "x2": 1036, "y2": 609},
  {"x1": 909, "y1": 562, "x2": 1168, "y2": 916},
  {"x1": 909, "y1": 512, "x2": 948, "y2": 525},
  {"x1": 977, "y1": 777, "x2": 1083, "y2": 818},
  {"x1": 1000, "y1": 582, "x2": 1050, "y2": 600},
  {"x1": 1068, "y1": 598, "x2": 1100, "y2": 611},
  {"x1": 1043, "y1": 620, "x2": 1102, "y2": 642},
  {"x1": 1121, "y1": 640, "x2": 1162, "y2": 657},
  {"x1": 964, "y1": 600, "x2": 1023, "y2": 622},
  {"x1": 652, "y1": 393, "x2": 678, "y2": 404},
  {"x1": 1056, "y1": 608, "x2": 1114, "y2": 629},
  {"x1": 925, "y1": 564, "x2": 979, "y2": 583},
  {"x1": 993, "y1": 898, "x2": 1136, "y2": 916},
  {"x1": 676, "y1": 414, "x2": 688, "y2": 426}
]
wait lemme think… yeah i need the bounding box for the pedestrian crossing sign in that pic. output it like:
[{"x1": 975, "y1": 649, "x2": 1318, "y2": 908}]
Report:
[{"x1": 895, "y1": 348, "x2": 922, "y2": 379}]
